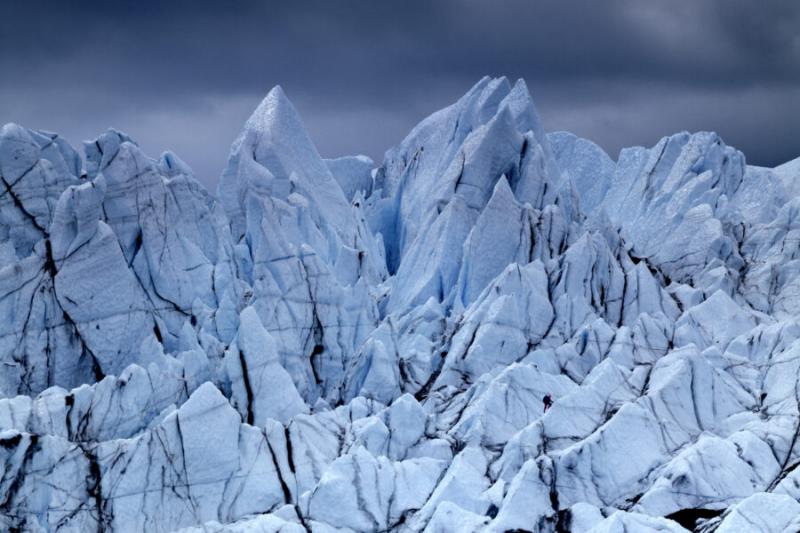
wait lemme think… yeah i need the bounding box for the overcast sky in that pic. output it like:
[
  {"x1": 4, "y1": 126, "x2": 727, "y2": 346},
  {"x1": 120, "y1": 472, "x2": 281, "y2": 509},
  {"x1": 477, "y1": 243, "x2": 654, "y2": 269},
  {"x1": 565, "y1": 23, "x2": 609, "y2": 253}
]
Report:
[{"x1": 1, "y1": 1, "x2": 798, "y2": 189}]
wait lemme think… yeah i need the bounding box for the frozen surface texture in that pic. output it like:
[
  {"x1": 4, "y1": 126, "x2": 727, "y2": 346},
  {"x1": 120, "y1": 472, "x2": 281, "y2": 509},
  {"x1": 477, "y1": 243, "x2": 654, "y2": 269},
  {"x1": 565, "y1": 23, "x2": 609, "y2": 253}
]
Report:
[{"x1": 1, "y1": 77, "x2": 799, "y2": 532}]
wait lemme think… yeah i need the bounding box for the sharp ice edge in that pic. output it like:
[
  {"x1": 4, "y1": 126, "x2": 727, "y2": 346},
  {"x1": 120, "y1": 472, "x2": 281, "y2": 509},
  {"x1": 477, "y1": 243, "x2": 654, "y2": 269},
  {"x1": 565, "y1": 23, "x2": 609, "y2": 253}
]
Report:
[{"x1": 0, "y1": 76, "x2": 799, "y2": 532}]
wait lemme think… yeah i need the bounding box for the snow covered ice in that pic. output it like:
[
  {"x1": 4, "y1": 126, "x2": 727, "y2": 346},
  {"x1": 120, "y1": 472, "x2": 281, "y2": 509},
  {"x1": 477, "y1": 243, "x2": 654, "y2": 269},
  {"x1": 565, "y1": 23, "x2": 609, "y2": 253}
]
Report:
[{"x1": 1, "y1": 76, "x2": 800, "y2": 532}]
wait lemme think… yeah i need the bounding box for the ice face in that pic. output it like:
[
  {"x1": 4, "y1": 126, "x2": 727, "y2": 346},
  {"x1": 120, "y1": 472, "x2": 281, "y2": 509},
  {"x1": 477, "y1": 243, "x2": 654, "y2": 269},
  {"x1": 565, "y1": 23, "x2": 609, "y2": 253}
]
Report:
[{"x1": 1, "y1": 76, "x2": 799, "y2": 532}]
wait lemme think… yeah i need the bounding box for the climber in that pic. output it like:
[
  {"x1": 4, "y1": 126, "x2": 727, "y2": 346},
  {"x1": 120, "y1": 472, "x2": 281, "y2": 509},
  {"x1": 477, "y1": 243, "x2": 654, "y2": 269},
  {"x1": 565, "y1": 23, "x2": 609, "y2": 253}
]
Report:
[{"x1": 543, "y1": 393, "x2": 553, "y2": 412}]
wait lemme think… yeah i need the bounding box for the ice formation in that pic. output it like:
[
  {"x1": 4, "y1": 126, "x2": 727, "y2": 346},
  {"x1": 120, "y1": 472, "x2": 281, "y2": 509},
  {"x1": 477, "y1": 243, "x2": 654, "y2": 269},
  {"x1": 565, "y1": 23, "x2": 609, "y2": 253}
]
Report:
[{"x1": 1, "y1": 76, "x2": 799, "y2": 532}]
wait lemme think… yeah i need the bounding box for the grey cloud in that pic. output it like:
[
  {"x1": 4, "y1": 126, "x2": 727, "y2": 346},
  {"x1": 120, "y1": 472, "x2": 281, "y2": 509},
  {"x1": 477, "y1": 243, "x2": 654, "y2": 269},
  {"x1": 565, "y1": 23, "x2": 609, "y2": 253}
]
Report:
[{"x1": 0, "y1": 0, "x2": 798, "y2": 188}]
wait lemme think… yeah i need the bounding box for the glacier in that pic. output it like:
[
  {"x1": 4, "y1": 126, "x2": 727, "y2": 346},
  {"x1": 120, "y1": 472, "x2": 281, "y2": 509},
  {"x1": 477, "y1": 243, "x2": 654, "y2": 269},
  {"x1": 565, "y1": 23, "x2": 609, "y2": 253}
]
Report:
[{"x1": 0, "y1": 75, "x2": 799, "y2": 532}]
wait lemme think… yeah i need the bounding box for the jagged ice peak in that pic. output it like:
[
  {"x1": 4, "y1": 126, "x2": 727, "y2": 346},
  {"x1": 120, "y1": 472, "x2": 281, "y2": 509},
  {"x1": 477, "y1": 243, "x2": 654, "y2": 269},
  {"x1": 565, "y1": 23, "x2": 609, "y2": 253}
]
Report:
[{"x1": 0, "y1": 76, "x2": 798, "y2": 532}]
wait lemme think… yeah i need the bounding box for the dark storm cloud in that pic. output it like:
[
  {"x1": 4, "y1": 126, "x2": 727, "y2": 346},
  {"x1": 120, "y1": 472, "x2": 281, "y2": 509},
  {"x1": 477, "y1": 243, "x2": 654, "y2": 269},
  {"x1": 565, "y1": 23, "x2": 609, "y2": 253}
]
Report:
[{"x1": 1, "y1": 1, "x2": 798, "y2": 187}]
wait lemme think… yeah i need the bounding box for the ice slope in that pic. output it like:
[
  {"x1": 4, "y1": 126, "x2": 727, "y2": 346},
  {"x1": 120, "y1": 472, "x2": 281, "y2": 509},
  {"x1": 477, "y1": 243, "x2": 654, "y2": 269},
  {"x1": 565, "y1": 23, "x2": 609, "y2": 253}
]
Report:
[{"x1": 1, "y1": 76, "x2": 799, "y2": 532}]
